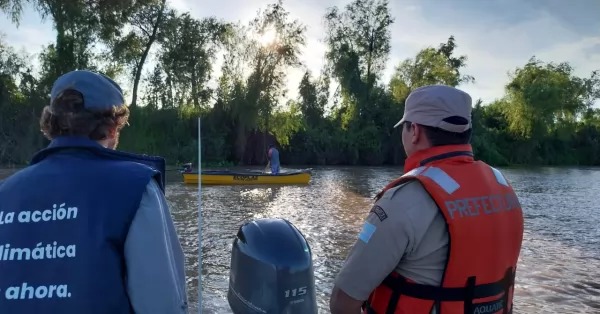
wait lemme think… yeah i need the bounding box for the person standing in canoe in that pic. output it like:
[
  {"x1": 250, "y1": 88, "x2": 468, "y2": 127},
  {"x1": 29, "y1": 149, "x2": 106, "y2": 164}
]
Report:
[
  {"x1": 330, "y1": 85, "x2": 524, "y2": 314},
  {"x1": 0, "y1": 70, "x2": 188, "y2": 314},
  {"x1": 266, "y1": 144, "x2": 280, "y2": 174}
]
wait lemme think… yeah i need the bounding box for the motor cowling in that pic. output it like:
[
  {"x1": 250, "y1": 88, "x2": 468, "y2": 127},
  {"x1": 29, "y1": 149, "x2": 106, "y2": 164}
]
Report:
[
  {"x1": 181, "y1": 163, "x2": 193, "y2": 172},
  {"x1": 228, "y1": 218, "x2": 317, "y2": 314}
]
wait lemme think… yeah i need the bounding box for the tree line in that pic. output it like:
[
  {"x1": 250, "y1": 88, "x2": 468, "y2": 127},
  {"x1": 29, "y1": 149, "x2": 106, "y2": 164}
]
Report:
[{"x1": 1, "y1": 0, "x2": 599, "y2": 167}]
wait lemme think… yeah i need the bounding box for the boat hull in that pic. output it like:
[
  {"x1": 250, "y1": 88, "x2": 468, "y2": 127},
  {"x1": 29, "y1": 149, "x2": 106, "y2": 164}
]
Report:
[{"x1": 182, "y1": 170, "x2": 312, "y2": 185}]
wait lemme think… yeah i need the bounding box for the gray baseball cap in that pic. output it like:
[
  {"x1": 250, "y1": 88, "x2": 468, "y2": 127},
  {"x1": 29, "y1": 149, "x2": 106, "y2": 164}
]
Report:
[{"x1": 393, "y1": 85, "x2": 472, "y2": 132}]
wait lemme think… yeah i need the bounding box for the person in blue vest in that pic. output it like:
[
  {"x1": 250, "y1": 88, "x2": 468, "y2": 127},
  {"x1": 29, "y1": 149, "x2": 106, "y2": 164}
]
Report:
[
  {"x1": 265, "y1": 144, "x2": 280, "y2": 174},
  {"x1": 0, "y1": 70, "x2": 188, "y2": 314}
]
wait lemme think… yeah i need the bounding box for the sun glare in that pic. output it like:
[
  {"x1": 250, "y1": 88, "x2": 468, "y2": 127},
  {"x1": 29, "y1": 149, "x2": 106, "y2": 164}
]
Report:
[{"x1": 258, "y1": 28, "x2": 277, "y2": 46}]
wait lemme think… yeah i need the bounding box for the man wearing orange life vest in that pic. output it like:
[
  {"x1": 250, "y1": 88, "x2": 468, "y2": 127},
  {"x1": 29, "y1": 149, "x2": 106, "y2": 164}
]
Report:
[{"x1": 330, "y1": 85, "x2": 524, "y2": 314}]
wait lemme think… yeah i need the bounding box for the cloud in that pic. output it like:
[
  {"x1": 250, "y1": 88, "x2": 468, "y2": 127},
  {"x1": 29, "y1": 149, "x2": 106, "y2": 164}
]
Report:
[
  {"x1": 179, "y1": 0, "x2": 334, "y2": 101},
  {"x1": 1, "y1": 0, "x2": 599, "y2": 106},
  {"x1": 383, "y1": 2, "x2": 600, "y2": 103},
  {"x1": 0, "y1": 12, "x2": 55, "y2": 54},
  {"x1": 3, "y1": 27, "x2": 49, "y2": 54},
  {"x1": 167, "y1": 0, "x2": 191, "y2": 13},
  {"x1": 0, "y1": 10, "x2": 53, "y2": 72}
]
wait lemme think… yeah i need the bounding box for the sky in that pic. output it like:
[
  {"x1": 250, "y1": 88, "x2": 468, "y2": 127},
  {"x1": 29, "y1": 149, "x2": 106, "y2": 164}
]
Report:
[{"x1": 1, "y1": 0, "x2": 599, "y2": 105}]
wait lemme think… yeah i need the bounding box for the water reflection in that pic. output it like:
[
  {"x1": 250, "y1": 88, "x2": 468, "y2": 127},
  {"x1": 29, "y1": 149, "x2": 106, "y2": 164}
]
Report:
[{"x1": 181, "y1": 166, "x2": 600, "y2": 314}]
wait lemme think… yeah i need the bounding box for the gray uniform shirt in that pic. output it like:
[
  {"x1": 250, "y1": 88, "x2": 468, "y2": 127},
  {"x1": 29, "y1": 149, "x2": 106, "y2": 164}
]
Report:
[
  {"x1": 334, "y1": 180, "x2": 448, "y2": 302},
  {"x1": 125, "y1": 180, "x2": 189, "y2": 314}
]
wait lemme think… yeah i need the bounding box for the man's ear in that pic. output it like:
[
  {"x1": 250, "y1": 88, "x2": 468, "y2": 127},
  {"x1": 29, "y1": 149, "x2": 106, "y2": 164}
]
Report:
[{"x1": 411, "y1": 123, "x2": 420, "y2": 144}]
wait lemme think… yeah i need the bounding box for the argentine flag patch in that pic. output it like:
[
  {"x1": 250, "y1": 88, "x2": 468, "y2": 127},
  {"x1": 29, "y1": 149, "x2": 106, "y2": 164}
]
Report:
[{"x1": 358, "y1": 222, "x2": 376, "y2": 243}]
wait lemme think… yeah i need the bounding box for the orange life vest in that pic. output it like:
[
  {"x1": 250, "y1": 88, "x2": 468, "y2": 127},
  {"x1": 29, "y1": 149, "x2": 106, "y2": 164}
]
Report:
[{"x1": 365, "y1": 144, "x2": 524, "y2": 314}]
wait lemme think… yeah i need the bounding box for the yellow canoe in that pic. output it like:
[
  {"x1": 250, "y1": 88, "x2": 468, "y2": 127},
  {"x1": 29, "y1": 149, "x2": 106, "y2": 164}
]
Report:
[{"x1": 182, "y1": 169, "x2": 312, "y2": 185}]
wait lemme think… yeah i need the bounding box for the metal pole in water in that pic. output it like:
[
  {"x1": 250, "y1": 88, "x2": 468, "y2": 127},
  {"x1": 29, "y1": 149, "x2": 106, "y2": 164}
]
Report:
[{"x1": 197, "y1": 117, "x2": 202, "y2": 314}]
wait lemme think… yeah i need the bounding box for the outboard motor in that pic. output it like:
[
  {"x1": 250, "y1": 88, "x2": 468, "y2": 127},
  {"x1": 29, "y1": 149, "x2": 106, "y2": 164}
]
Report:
[
  {"x1": 181, "y1": 162, "x2": 193, "y2": 173},
  {"x1": 228, "y1": 218, "x2": 318, "y2": 314}
]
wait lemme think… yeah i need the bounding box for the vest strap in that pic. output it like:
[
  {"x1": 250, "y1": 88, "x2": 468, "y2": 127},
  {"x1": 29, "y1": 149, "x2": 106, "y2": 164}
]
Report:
[
  {"x1": 382, "y1": 271, "x2": 514, "y2": 301},
  {"x1": 501, "y1": 267, "x2": 514, "y2": 314},
  {"x1": 419, "y1": 150, "x2": 474, "y2": 166},
  {"x1": 368, "y1": 268, "x2": 515, "y2": 314},
  {"x1": 464, "y1": 276, "x2": 476, "y2": 314},
  {"x1": 363, "y1": 303, "x2": 514, "y2": 314}
]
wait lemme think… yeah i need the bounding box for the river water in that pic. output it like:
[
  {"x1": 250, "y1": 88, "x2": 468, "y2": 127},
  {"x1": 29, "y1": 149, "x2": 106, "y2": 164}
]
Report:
[{"x1": 2, "y1": 166, "x2": 600, "y2": 313}]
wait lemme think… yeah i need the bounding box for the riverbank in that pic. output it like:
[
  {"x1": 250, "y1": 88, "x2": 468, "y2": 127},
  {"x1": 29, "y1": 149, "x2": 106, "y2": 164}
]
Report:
[
  {"x1": 3, "y1": 159, "x2": 600, "y2": 170},
  {"x1": 0, "y1": 162, "x2": 235, "y2": 172}
]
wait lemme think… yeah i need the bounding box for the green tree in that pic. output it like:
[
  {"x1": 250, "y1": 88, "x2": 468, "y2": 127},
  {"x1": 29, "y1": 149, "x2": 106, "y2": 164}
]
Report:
[
  {"x1": 389, "y1": 36, "x2": 474, "y2": 102},
  {"x1": 0, "y1": 1, "x2": 599, "y2": 168},
  {"x1": 110, "y1": 0, "x2": 168, "y2": 108}
]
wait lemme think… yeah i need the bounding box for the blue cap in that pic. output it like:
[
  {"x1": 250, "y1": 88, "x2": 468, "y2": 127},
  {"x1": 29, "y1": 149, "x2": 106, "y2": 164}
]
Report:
[{"x1": 50, "y1": 70, "x2": 125, "y2": 110}]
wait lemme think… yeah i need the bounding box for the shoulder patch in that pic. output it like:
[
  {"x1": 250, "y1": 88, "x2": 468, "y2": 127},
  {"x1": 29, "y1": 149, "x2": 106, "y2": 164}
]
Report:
[
  {"x1": 358, "y1": 222, "x2": 376, "y2": 243},
  {"x1": 369, "y1": 205, "x2": 388, "y2": 221}
]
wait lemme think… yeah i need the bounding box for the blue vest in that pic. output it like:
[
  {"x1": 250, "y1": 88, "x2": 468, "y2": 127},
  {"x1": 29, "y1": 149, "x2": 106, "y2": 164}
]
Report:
[{"x1": 0, "y1": 137, "x2": 166, "y2": 314}]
